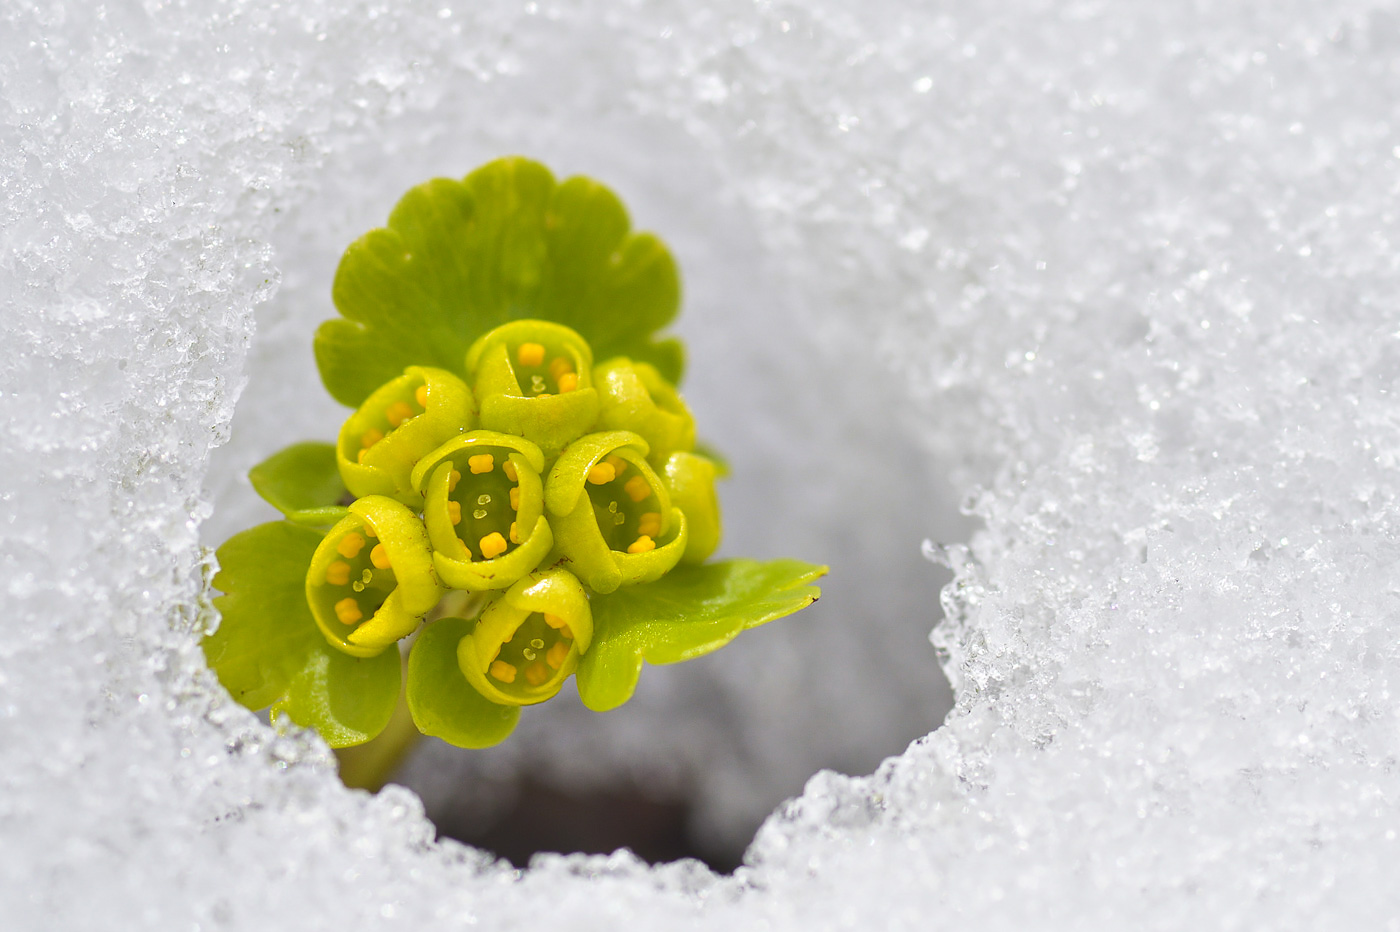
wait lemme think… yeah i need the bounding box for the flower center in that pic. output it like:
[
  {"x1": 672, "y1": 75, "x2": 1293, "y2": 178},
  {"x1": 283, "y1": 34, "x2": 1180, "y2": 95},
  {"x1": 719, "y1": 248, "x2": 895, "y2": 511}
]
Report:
[
  {"x1": 438, "y1": 451, "x2": 525, "y2": 561},
  {"x1": 486, "y1": 611, "x2": 575, "y2": 694},
  {"x1": 511, "y1": 341, "x2": 579, "y2": 396},
  {"x1": 357, "y1": 376, "x2": 429, "y2": 462},
  {"x1": 584, "y1": 454, "x2": 663, "y2": 554},
  {"x1": 316, "y1": 521, "x2": 396, "y2": 627}
]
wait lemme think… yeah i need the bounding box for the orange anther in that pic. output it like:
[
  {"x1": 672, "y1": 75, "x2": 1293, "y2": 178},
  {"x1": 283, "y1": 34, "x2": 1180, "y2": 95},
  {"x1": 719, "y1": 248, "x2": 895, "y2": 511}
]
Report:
[
  {"x1": 385, "y1": 401, "x2": 414, "y2": 428},
  {"x1": 334, "y1": 597, "x2": 363, "y2": 625},
  {"x1": 517, "y1": 343, "x2": 546, "y2": 367},
  {"x1": 557, "y1": 372, "x2": 579, "y2": 393},
  {"x1": 587, "y1": 463, "x2": 616, "y2": 485},
  {"x1": 325, "y1": 561, "x2": 352, "y2": 586},
  {"x1": 503, "y1": 459, "x2": 518, "y2": 482},
  {"x1": 360, "y1": 428, "x2": 384, "y2": 449},
  {"x1": 627, "y1": 535, "x2": 656, "y2": 554},
  {"x1": 637, "y1": 512, "x2": 662, "y2": 538},
  {"x1": 336, "y1": 532, "x2": 365, "y2": 559},
  {"x1": 546, "y1": 640, "x2": 570, "y2": 670},
  {"x1": 549, "y1": 356, "x2": 574, "y2": 381},
  {"x1": 468, "y1": 453, "x2": 494, "y2": 475},
  {"x1": 624, "y1": 475, "x2": 651, "y2": 502},
  {"x1": 415, "y1": 384, "x2": 429, "y2": 408},
  {"x1": 447, "y1": 501, "x2": 462, "y2": 525},
  {"x1": 524, "y1": 662, "x2": 549, "y2": 687},
  {"x1": 509, "y1": 486, "x2": 521, "y2": 511},
  {"x1": 479, "y1": 532, "x2": 508, "y2": 559},
  {"x1": 489, "y1": 660, "x2": 517, "y2": 683},
  {"x1": 369, "y1": 544, "x2": 391, "y2": 569}
]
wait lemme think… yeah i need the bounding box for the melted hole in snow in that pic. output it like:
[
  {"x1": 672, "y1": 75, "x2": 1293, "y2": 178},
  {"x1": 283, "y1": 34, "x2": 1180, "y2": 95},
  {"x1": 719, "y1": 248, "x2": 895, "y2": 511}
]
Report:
[{"x1": 206, "y1": 133, "x2": 968, "y2": 871}]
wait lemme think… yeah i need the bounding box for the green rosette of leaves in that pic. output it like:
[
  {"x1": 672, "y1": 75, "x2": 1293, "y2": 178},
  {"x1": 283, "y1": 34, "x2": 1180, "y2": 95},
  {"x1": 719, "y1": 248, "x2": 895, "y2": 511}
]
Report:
[{"x1": 203, "y1": 156, "x2": 826, "y2": 754}]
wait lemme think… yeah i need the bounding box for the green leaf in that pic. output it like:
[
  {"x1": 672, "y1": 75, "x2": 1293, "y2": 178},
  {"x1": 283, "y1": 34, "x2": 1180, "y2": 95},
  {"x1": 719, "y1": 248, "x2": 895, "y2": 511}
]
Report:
[
  {"x1": 248, "y1": 441, "x2": 350, "y2": 525},
  {"x1": 272, "y1": 644, "x2": 402, "y2": 748},
  {"x1": 576, "y1": 559, "x2": 827, "y2": 712},
  {"x1": 284, "y1": 505, "x2": 353, "y2": 528},
  {"x1": 204, "y1": 521, "x2": 326, "y2": 710},
  {"x1": 314, "y1": 157, "x2": 684, "y2": 407},
  {"x1": 406, "y1": 616, "x2": 520, "y2": 748}
]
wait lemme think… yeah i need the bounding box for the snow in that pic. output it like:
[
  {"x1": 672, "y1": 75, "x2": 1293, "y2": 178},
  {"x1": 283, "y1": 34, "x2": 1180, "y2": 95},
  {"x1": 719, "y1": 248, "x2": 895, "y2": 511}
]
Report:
[{"x1": 5, "y1": 0, "x2": 1400, "y2": 928}]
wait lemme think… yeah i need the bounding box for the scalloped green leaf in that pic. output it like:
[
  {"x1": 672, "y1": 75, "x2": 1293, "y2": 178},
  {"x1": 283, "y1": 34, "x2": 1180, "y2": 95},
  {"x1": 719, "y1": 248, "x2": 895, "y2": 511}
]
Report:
[
  {"x1": 248, "y1": 441, "x2": 351, "y2": 526},
  {"x1": 204, "y1": 521, "x2": 326, "y2": 711},
  {"x1": 407, "y1": 616, "x2": 521, "y2": 748},
  {"x1": 576, "y1": 559, "x2": 826, "y2": 713},
  {"x1": 315, "y1": 157, "x2": 684, "y2": 408},
  {"x1": 272, "y1": 644, "x2": 402, "y2": 749}
]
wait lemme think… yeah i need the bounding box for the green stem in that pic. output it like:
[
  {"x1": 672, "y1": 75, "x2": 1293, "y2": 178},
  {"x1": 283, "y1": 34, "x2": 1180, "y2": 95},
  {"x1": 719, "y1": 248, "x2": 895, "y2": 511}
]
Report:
[
  {"x1": 334, "y1": 600, "x2": 490, "y2": 792},
  {"x1": 335, "y1": 659, "x2": 421, "y2": 792}
]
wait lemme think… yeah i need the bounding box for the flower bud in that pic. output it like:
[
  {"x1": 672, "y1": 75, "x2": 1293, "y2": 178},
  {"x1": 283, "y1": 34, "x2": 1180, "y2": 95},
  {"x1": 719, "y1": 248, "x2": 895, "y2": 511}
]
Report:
[
  {"x1": 464, "y1": 320, "x2": 599, "y2": 454},
  {"x1": 336, "y1": 366, "x2": 474, "y2": 506},
  {"x1": 305, "y1": 496, "x2": 441, "y2": 658},
  {"x1": 457, "y1": 569, "x2": 593, "y2": 706},
  {"x1": 410, "y1": 431, "x2": 554, "y2": 591},
  {"x1": 544, "y1": 431, "x2": 688, "y2": 593},
  {"x1": 662, "y1": 451, "x2": 722, "y2": 564},
  {"x1": 593, "y1": 358, "x2": 696, "y2": 466}
]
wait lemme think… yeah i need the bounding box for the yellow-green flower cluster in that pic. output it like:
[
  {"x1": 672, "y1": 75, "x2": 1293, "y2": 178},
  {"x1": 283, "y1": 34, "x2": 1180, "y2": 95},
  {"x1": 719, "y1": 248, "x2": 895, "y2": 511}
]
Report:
[{"x1": 304, "y1": 319, "x2": 721, "y2": 707}]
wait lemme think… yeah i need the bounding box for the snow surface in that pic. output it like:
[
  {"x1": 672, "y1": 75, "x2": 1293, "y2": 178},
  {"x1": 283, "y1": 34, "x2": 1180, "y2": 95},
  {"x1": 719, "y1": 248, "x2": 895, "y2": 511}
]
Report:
[{"x1": 5, "y1": 0, "x2": 1400, "y2": 928}]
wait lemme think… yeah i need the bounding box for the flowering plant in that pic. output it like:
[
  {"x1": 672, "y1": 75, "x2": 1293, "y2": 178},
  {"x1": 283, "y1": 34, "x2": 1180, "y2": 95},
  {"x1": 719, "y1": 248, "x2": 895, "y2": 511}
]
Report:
[{"x1": 204, "y1": 157, "x2": 824, "y2": 750}]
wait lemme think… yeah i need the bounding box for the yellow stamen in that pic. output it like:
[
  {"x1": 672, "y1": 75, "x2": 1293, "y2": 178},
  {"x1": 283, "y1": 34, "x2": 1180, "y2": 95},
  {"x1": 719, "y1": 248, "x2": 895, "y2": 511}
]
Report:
[
  {"x1": 360, "y1": 428, "x2": 383, "y2": 449},
  {"x1": 325, "y1": 561, "x2": 352, "y2": 586},
  {"x1": 448, "y1": 468, "x2": 461, "y2": 492},
  {"x1": 479, "y1": 532, "x2": 507, "y2": 559},
  {"x1": 517, "y1": 342, "x2": 546, "y2": 367},
  {"x1": 524, "y1": 662, "x2": 549, "y2": 687},
  {"x1": 369, "y1": 544, "x2": 391, "y2": 569},
  {"x1": 549, "y1": 356, "x2": 574, "y2": 381},
  {"x1": 587, "y1": 463, "x2": 616, "y2": 485},
  {"x1": 468, "y1": 453, "x2": 494, "y2": 475},
  {"x1": 447, "y1": 501, "x2": 461, "y2": 525},
  {"x1": 489, "y1": 660, "x2": 517, "y2": 683},
  {"x1": 415, "y1": 384, "x2": 429, "y2": 408},
  {"x1": 546, "y1": 640, "x2": 570, "y2": 670},
  {"x1": 544, "y1": 613, "x2": 566, "y2": 629},
  {"x1": 362, "y1": 523, "x2": 376, "y2": 538},
  {"x1": 357, "y1": 449, "x2": 368, "y2": 463},
  {"x1": 637, "y1": 512, "x2": 662, "y2": 538},
  {"x1": 509, "y1": 521, "x2": 520, "y2": 544},
  {"x1": 557, "y1": 372, "x2": 579, "y2": 393},
  {"x1": 605, "y1": 454, "x2": 627, "y2": 475},
  {"x1": 503, "y1": 459, "x2": 518, "y2": 482},
  {"x1": 624, "y1": 475, "x2": 651, "y2": 502},
  {"x1": 627, "y1": 535, "x2": 656, "y2": 554},
  {"x1": 334, "y1": 597, "x2": 363, "y2": 625},
  {"x1": 385, "y1": 400, "x2": 414, "y2": 428},
  {"x1": 560, "y1": 624, "x2": 573, "y2": 640},
  {"x1": 336, "y1": 532, "x2": 365, "y2": 559},
  {"x1": 509, "y1": 486, "x2": 521, "y2": 511}
]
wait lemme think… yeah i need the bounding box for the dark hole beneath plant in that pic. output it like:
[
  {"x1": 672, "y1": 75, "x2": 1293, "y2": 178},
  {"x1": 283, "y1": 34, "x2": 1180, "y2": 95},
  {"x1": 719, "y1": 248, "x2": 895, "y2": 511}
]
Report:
[{"x1": 427, "y1": 777, "x2": 743, "y2": 873}]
